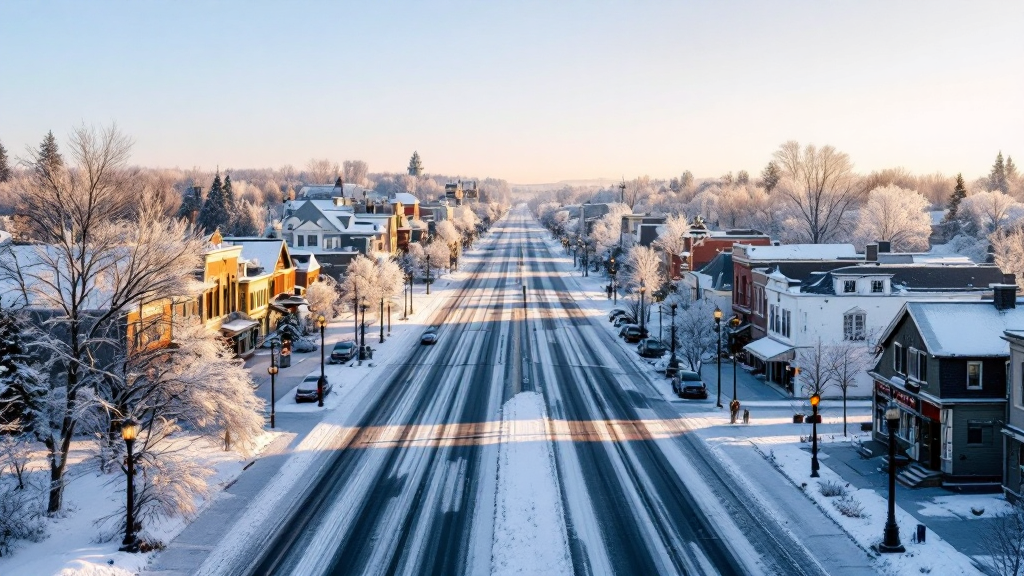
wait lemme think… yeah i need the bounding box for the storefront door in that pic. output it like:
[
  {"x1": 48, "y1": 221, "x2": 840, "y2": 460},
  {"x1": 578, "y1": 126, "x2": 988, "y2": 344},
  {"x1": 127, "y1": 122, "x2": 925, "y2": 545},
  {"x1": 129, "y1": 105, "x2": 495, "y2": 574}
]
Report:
[{"x1": 920, "y1": 419, "x2": 941, "y2": 470}]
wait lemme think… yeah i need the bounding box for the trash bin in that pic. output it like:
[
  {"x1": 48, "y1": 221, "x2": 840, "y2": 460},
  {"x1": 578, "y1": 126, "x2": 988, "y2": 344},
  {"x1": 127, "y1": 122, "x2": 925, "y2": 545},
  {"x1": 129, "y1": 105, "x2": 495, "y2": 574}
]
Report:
[{"x1": 916, "y1": 524, "x2": 926, "y2": 543}]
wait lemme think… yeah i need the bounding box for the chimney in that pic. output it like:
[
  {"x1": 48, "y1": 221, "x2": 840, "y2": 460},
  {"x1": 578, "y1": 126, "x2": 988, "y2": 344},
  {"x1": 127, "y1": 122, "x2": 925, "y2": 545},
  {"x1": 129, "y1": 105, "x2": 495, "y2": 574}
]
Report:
[
  {"x1": 1005, "y1": 273, "x2": 1017, "y2": 285},
  {"x1": 866, "y1": 243, "x2": 878, "y2": 262},
  {"x1": 991, "y1": 283, "x2": 1018, "y2": 311},
  {"x1": 877, "y1": 241, "x2": 891, "y2": 254}
]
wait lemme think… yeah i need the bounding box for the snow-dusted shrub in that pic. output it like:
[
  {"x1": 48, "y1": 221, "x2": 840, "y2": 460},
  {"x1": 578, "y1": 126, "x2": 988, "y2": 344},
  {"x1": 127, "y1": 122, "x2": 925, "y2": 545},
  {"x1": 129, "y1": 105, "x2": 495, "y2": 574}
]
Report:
[
  {"x1": 0, "y1": 483, "x2": 46, "y2": 556},
  {"x1": 834, "y1": 495, "x2": 867, "y2": 518},
  {"x1": 818, "y1": 480, "x2": 848, "y2": 498}
]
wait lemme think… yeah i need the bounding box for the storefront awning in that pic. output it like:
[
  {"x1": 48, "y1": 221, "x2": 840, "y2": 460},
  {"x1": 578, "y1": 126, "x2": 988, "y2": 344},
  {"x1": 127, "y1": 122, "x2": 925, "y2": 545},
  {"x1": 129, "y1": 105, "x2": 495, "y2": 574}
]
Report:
[
  {"x1": 220, "y1": 319, "x2": 259, "y2": 337},
  {"x1": 744, "y1": 337, "x2": 796, "y2": 362}
]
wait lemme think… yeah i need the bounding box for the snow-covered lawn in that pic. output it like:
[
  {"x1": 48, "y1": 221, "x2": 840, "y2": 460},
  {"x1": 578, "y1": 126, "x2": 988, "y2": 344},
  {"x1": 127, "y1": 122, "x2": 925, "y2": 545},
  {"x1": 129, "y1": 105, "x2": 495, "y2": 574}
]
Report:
[
  {"x1": 490, "y1": 391, "x2": 571, "y2": 575},
  {"x1": 0, "y1": 432, "x2": 278, "y2": 576}
]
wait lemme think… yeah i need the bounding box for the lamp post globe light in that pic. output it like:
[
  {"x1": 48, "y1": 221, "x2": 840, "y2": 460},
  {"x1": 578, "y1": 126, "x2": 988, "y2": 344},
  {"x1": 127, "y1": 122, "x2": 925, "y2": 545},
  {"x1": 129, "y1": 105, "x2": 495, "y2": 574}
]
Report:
[
  {"x1": 268, "y1": 340, "x2": 279, "y2": 429},
  {"x1": 730, "y1": 317, "x2": 741, "y2": 403},
  {"x1": 119, "y1": 418, "x2": 140, "y2": 552},
  {"x1": 810, "y1": 393, "x2": 821, "y2": 477},
  {"x1": 713, "y1": 306, "x2": 723, "y2": 408},
  {"x1": 317, "y1": 314, "x2": 326, "y2": 407},
  {"x1": 880, "y1": 402, "x2": 906, "y2": 553}
]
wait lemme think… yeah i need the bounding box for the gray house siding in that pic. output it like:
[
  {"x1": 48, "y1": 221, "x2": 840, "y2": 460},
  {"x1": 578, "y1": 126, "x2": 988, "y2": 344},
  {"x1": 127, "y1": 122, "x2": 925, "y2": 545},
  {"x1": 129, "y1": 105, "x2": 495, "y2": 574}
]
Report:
[
  {"x1": 950, "y1": 403, "x2": 1003, "y2": 478},
  {"x1": 937, "y1": 357, "x2": 1007, "y2": 400}
]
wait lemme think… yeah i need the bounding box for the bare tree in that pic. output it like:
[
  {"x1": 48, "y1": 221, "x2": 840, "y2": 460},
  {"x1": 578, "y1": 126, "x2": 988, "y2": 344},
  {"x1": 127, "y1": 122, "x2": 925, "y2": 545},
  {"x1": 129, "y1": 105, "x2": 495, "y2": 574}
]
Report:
[
  {"x1": 991, "y1": 226, "x2": 1024, "y2": 291},
  {"x1": 343, "y1": 160, "x2": 369, "y2": 187},
  {"x1": 305, "y1": 158, "x2": 339, "y2": 184},
  {"x1": 853, "y1": 185, "x2": 933, "y2": 251},
  {"x1": 984, "y1": 499, "x2": 1024, "y2": 576},
  {"x1": 624, "y1": 175, "x2": 652, "y2": 210},
  {"x1": 795, "y1": 339, "x2": 833, "y2": 399},
  {"x1": 0, "y1": 125, "x2": 208, "y2": 514},
  {"x1": 826, "y1": 339, "x2": 875, "y2": 436},
  {"x1": 773, "y1": 141, "x2": 860, "y2": 243}
]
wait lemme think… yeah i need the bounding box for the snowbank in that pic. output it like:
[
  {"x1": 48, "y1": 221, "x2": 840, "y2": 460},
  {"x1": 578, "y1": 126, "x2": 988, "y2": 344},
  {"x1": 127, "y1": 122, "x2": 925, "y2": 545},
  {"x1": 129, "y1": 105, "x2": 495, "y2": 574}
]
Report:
[{"x1": 490, "y1": 391, "x2": 572, "y2": 575}]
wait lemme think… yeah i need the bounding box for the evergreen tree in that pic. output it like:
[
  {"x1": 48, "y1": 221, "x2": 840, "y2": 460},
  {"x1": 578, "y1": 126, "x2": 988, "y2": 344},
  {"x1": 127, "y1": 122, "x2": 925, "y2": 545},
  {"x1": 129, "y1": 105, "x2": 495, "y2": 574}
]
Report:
[
  {"x1": 990, "y1": 151, "x2": 1008, "y2": 193},
  {"x1": 1007, "y1": 156, "x2": 1019, "y2": 182},
  {"x1": 197, "y1": 173, "x2": 230, "y2": 233},
  {"x1": 0, "y1": 139, "x2": 10, "y2": 182},
  {"x1": 759, "y1": 161, "x2": 781, "y2": 193},
  {"x1": 0, "y1": 307, "x2": 34, "y2": 426},
  {"x1": 408, "y1": 151, "x2": 423, "y2": 176},
  {"x1": 36, "y1": 130, "x2": 63, "y2": 180},
  {"x1": 945, "y1": 173, "x2": 968, "y2": 222},
  {"x1": 177, "y1": 185, "x2": 203, "y2": 224}
]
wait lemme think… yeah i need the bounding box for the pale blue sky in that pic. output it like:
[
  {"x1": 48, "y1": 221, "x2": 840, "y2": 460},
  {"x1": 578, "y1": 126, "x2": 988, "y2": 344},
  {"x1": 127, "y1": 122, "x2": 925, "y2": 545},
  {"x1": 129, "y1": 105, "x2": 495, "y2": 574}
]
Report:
[{"x1": 1, "y1": 1, "x2": 1021, "y2": 183}]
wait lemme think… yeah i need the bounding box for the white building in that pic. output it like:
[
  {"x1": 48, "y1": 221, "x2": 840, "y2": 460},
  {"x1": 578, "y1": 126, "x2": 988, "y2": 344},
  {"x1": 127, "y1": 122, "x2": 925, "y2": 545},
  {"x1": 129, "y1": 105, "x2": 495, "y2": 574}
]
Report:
[{"x1": 749, "y1": 261, "x2": 1008, "y2": 398}]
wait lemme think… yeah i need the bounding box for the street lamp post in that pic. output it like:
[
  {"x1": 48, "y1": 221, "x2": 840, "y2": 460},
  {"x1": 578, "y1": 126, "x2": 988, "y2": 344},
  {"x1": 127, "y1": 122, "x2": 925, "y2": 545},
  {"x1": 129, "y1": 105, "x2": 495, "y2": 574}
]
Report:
[
  {"x1": 387, "y1": 300, "x2": 391, "y2": 335},
  {"x1": 659, "y1": 305, "x2": 663, "y2": 342},
  {"x1": 408, "y1": 272, "x2": 414, "y2": 314},
  {"x1": 403, "y1": 277, "x2": 409, "y2": 319},
  {"x1": 379, "y1": 298, "x2": 385, "y2": 343},
  {"x1": 668, "y1": 304, "x2": 679, "y2": 377},
  {"x1": 714, "y1": 306, "x2": 723, "y2": 408},
  {"x1": 317, "y1": 314, "x2": 326, "y2": 407},
  {"x1": 880, "y1": 402, "x2": 906, "y2": 553},
  {"x1": 426, "y1": 255, "x2": 431, "y2": 295},
  {"x1": 360, "y1": 304, "x2": 367, "y2": 358},
  {"x1": 610, "y1": 257, "x2": 617, "y2": 304},
  {"x1": 268, "y1": 340, "x2": 279, "y2": 428},
  {"x1": 119, "y1": 418, "x2": 140, "y2": 552},
  {"x1": 353, "y1": 284, "x2": 359, "y2": 344},
  {"x1": 639, "y1": 280, "x2": 647, "y2": 337},
  {"x1": 810, "y1": 393, "x2": 820, "y2": 477},
  {"x1": 730, "y1": 317, "x2": 740, "y2": 403}
]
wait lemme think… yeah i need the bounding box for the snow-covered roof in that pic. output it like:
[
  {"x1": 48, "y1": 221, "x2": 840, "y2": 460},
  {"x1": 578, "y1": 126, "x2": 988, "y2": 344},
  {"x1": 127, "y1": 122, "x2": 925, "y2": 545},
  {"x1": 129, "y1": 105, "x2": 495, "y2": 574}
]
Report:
[
  {"x1": 744, "y1": 337, "x2": 796, "y2": 362},
  {"x1": 223, "y1": 238, "x2": 288, "y2": 276},
  {"x1": 738, "y1": 243, "x2": 859, "y2": 261},
  {"x1": 220, "y1": 319, "x2": 259, "y2": 335},
  {"x1": 389, "y1": 192, "x2": 419, "y2": 205},
  {"x1": 291, "y1": 253, "x2": 320, "y2": 272},
  {"x1": 907, "y1": 300, "x2": 1024, "y2": 357}
]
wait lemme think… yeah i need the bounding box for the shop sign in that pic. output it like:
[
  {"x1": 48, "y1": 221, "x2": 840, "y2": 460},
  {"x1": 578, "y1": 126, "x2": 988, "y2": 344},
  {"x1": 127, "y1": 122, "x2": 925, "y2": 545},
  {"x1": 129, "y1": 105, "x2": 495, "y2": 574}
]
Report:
[
  {"x1": 875, "y1": 381, "x2": 891, "y2": 397},
  {"x1": 893, "y1": 389, "x2": 917, "y2": 411}
]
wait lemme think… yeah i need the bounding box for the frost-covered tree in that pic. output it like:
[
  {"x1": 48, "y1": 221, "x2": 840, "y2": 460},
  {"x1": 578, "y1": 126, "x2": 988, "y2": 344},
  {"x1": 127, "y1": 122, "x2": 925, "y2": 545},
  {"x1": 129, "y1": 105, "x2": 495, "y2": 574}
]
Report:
[
  {"x1": 0, "y1": 125, "x2": 207, "y2": 514},
  {"x1": 773, "y1": 141, "x2": 859, "y2": 243},
  {"x1": 0, "y1": 139, "x2": 11, "y2": 183},
  {"x1": 625, "y1": 245, "x2": 664, "y2": 293},
  {"x1": 305, "y1": 158, "x2": 338, "y2": 184},
  {"x1": 197, "y1": 173, "x2": 230, "y2": 234},
  {"x1": 99, "y1": 317, "x2": 263, "y2": 536},
  {"x1": 827, "y1": 339, "x2": 875, "y2": 436},
  {"x1": 424, "y1": 239, "x2": 451, "y2": 278},
  {"x1": 675, "y1": 298, "x2": 718, "y2": 372},
  {"x1": 853, "y1": 185, "x2": 932, "y2": 252},
  {"x1": 589, "y1": 203, "x2": 631, "y2": 256},
  {"x1": 408, "y1": 151, "x2": 424, "y2": 177},
  {"x1": 305, "y1": 275, "x2": 343, "y2": 324},
  {"x1": 991, "y1": 152, "x2": 1009, "y2": 193},
  {"x1": 230, "y1": 198, "x2": 264, "y2": 236},
  {"x1": 962, "y1": 190, "x2": 1023, "y2": 235},
  {"x1": 795, "y1": 339, "x2": 833, "y2": 399},
  {"x1": 435, "y1": 220, "x2": 461, "y2": 270},
  {"x1": 343, "y1": 160, "x2": 369, "y2": 187},
  {"x1": 991, "y1": 227, "x2": 1024, "y2": 291},
  {"x1": 736, "y1": 170, "x2": 750, "y2": 185},
  {"x1": 624, "y1": 175, "x2": 652, "y2": 209},
  {"x1": 654, "y1": 213, "x2": 691, "y2": 266}
]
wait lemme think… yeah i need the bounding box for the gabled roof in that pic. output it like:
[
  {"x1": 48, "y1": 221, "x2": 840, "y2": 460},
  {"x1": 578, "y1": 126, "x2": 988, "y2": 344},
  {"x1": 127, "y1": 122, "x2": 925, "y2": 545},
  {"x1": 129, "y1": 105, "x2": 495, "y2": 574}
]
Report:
[
  {"x1": 223, "y1": 238, "x2": 292, "y2": 276},
  {"x1": 831, "y1": 264, "x2": 1004, "y2": 292},
  {"x1": 389, "y1": 192, "x2": 419, "y2": 205},
  {"x1": 880, "y1": 300, "x2": 1024, "y2": 357},
  {"x1": 696, "y1": 251, "x2": 733, "y2": 291}
]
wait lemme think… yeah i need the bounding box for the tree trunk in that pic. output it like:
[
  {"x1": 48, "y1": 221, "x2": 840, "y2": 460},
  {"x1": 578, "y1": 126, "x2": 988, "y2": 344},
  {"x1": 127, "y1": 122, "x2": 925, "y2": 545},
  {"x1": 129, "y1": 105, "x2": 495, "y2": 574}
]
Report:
[{"x1": 843, "y1": 391, "x2": 848, "y2": 437}]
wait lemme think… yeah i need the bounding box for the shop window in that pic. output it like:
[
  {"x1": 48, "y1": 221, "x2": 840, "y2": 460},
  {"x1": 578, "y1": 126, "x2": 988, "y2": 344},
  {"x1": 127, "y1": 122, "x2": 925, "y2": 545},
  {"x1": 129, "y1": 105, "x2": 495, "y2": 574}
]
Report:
[
  {"x1": 871, "y1": 280, "x2": 884, "y2": 293},
  {"x1": 843, "y1": 280, "x2": 856, "y2": 293},
  {"x1": 967, "y1": 362, "x2": 983, "y2": 389},
  {"x1": 844, "y1": 312, "x2": 866, "y2": 341}
]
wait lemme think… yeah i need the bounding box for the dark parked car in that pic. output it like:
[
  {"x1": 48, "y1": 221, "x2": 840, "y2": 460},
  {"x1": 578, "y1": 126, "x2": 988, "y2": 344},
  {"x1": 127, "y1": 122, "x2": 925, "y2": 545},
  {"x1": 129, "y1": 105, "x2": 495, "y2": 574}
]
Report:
[
  {"x1": 294, "y1": 374, "x2": 332, "y2": 403},
  {"x1": 621, "y1": 325, "x2": 644, "y2": 343},
  {"x1": 674, "y1": 370, "x2": 708, "y2": 399},
  {"x1": 330, "y1": 341, "x2": 357, "y2": 363},
  {"x1": 613, "y1": 315, "x2": 636, "y2": 328},
  {"x1": 421, "y1": 326, "x2": 439, "y2": 345},
  {"x1": 637, "y1": 338, "x2": 667, "y2": 358},
  {"x1": 608, "y1": 308, "x2": 631, "y2": 322}
]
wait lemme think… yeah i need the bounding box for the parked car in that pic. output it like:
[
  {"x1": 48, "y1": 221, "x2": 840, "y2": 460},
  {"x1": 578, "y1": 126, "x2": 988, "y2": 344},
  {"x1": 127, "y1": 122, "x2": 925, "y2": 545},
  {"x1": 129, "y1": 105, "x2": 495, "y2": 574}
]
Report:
[
  {"x1": 421, "y1": 326, "x2": 439, "y2": 345},
  {"x1": 622, "y1": 325, "x2": 644, "y2": 343},
  {"x1": 674, "y1": 370, "x2": 708, "y2": 399},
  {"x1": 294, "y1": 374, "x2": 332, "y2": 403},
  {"x1": 637, "y1": 338, "x2": 667, "y2": 358},
  {"x1": 613, "y1": 315, "x2": 636, "y2": 328},
  {"x1": 608, "y1": 308, "x2": 630, "y2": 322},
  {"x1": 330, "y1": 341, "x2": 357, "y2": 363}
]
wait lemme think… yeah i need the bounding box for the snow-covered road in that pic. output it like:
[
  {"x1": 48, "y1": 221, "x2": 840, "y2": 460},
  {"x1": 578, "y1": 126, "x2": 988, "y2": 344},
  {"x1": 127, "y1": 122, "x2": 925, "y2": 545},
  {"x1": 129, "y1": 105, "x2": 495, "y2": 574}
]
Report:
[{"x1": 193, "y1": 208, "x2": 867, "y2": 576}]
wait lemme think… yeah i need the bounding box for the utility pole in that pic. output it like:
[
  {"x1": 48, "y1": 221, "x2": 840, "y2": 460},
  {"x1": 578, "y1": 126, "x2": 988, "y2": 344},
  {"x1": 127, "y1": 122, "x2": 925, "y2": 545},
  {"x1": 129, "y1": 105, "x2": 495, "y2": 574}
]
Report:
[{"x1": 619, "y1": 178, "x2": 626, "y2": 205}]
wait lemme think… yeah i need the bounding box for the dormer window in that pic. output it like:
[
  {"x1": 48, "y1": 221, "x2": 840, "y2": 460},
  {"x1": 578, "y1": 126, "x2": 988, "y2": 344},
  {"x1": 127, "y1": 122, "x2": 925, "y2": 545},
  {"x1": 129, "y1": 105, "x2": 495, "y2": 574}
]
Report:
[
  {"x1": 871, "y1": 280, "x2": 884, "y2": 293},
  {"x1": 843, "y1": 280, "x2": 856, "y2": 293}
]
